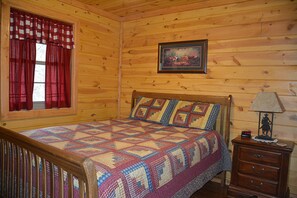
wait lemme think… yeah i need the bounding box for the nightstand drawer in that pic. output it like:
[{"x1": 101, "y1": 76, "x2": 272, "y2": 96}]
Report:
[
  {"x1": 238, "y1": 162, "x2": 279, "y2": 181},
  {"x1": 239, "y1": 147, "x2": 281, "y2": 166},
  {"x1": 237, "y1": 174, "x2": 278, "y2": 195}
]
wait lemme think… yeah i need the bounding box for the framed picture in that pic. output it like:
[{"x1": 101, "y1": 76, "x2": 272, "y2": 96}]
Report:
[{"x1": 158, "y1": 39, "x2": 208, "y2": 73}]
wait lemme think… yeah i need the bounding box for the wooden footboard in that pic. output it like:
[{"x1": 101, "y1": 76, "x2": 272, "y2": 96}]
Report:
[{"x1": 0, "y1": 126, "x2": 98, "y2": 198}]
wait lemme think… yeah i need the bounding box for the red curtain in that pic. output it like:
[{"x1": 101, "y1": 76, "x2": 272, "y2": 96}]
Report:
[
  {"x1": 9, "y1": 39, "x2": 36, "y2": 111},
  {"x1": 9, "y1": 8, "x2": 74, "y2": 111},
  {"x1": 45, "y1": 43, "x2": 71, "y2": 108}
]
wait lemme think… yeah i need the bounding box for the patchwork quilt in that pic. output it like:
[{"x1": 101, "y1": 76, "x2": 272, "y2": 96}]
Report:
[{"x1": 21, "y1": 118, "x2": 231, "y2": 198}]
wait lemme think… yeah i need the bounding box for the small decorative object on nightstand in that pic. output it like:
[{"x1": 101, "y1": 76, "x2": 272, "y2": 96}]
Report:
[
  {"x1": 241, "y1": 130, "x2": 251, "y2": 138},
  {"x1": 228, "y1": 136, "x2": 294, "y2": 198},
  {"x1": 250, "y1": 92, "x2": 285, "y2": 142}
]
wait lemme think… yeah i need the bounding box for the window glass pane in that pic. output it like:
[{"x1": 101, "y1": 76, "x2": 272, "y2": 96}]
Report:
[
  {"x1": 34, "y1": 64, "x2": 45, "y2": 82},
  {"x1": 34, "y1": 43, "x2": 46, "y2": 103},
  {"x1": 36, "y1": 43, "x2": 46, "y2": 62},
  {"x1": 33, "y1": 83, "x2": 45, "y2": 102},
  {"x1": 33, "y1": 102, "x2": 45, "y2": 110}
]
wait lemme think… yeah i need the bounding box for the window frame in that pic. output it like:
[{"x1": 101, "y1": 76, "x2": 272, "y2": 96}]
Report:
[{"x1": 0, "y1": 3, "x2": 78, "y2": 121}]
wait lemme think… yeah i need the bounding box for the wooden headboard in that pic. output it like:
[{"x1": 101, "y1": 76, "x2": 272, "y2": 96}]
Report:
[{"x1": 131, "y1": 90, "x2": 232, "y2": 147}]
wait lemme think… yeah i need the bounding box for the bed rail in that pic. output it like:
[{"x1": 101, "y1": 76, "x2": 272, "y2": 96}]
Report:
[{"x1": 0, "y1": 126, "x2": 98, "y2": 198}]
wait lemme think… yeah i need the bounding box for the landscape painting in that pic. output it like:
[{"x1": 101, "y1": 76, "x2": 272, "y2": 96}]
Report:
[{"x1": 158, "y1": 40, "x2": 208, "y2": 73}]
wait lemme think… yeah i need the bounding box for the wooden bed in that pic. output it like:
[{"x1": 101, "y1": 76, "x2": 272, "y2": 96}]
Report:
[{"x1": 0, "y1": 90, "x2": 232, "y2": 198}]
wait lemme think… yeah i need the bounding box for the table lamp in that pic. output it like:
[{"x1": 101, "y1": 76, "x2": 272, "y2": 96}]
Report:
[{"x1": 250, "y1": 92, "x2": 285, "y2": 141}]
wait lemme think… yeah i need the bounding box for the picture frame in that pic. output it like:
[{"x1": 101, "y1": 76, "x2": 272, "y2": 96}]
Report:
[{"x1": 158, "y1": 39, "x2": 208, "y2": 73}]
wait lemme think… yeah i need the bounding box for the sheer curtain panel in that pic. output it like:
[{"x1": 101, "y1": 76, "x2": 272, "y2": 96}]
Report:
[{"x1": 9, "y1": 39, "x2": 36, "y2": 111}]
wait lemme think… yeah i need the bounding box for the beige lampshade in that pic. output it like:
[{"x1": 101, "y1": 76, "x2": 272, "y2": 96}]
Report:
[{"x1": 250, "y1": 92, "x2": 285, "y2": 113}]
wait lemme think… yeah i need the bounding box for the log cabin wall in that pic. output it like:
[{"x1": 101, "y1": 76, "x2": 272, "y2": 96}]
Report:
[
  {"x1": 0, "y1": 0, "x2": 121, "y2": 131},
  {"x1": 119, "y1": 0, "x2": 297, "y2": 194},
  {"x1": 0, "y1": 0, "x2": 297, "y2": 196}
]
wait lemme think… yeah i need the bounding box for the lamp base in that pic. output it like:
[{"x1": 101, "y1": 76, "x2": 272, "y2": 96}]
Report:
[
  {"x1": 255, "y1": 135, "x2": 274, "y2": 141},
  {"x1": 253, "y1": 135, "x2": 278, "y2": 143}
]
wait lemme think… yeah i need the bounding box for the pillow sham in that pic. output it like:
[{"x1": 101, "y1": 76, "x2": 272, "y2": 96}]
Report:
[
  {"x1": 167, "y1": 100, "x2": 220, "y2": 130},
  {"x1": 130, "y1": 96, "x2": 175, "y2": 124}
]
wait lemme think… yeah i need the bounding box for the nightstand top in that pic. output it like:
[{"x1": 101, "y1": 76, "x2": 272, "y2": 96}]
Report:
[{"x1": 232, "y1": 136, "x2": 294, "y2": 153}]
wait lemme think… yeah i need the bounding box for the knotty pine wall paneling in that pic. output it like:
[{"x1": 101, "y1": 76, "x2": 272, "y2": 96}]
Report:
[
  {"x1": 0, "y1": 0, "x2": 120, "y2": 131},
  {"x1": 119, "y1": 0, "x2": 297, "y2": 194}
]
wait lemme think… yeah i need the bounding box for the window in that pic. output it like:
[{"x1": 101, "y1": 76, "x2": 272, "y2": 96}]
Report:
[
  {"x1": 33, "y1": 43, "x2": 46, "y2": 109},
  {"x1": 9, "y1": 8, "x2": 74, "y2": 111},
  {"x1": 0, "y1": 6, "x2": 77, "y2": 120}
]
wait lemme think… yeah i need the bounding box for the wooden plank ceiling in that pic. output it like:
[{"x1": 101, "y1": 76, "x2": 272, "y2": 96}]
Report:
[
  {"x1": 75, "y1": 0, "x2": 201, "y2": 17},
  {"x1": 72, "y1": 0, "x2": 246, "y2": 21}
]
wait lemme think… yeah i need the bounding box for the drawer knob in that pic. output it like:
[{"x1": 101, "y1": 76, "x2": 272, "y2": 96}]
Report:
[
  {"x1": 250, "y1": 180, "x2": 262, "y2": 189},
  {"x1": 254, "y1": 154, "x2": 263, "y2": 158},
  {"x1": 251, "y1": 166, "x2": 265, "y2": 174}
]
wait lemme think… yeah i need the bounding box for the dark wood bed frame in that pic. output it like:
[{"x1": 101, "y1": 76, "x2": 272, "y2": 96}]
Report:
[{"x1": 0, "y1": 90, "x2": 232, "y2": 198}]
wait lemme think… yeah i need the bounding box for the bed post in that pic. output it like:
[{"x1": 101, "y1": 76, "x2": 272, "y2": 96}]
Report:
[
  {"x1": 131, "y1": 90, "x2": 137, "y2": 109},
  {"x1": 219, "y1": 94, "x2": 232, "y2": 187},
  {"x1": 225, "y1": 95, "x2": 232, "y2": 148},
  {"x1": 82, "y1": 158, "x2": 98, "y2": 197}
]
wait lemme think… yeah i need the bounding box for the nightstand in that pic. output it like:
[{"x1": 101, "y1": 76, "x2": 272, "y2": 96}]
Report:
[{"x1": 228, "y1": 136, "x2": 294, "y2": 198}]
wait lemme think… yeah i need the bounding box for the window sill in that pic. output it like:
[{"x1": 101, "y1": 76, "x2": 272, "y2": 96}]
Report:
[{"x1": 1, "y1": 107, "x2": 76, "y2": 121}]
